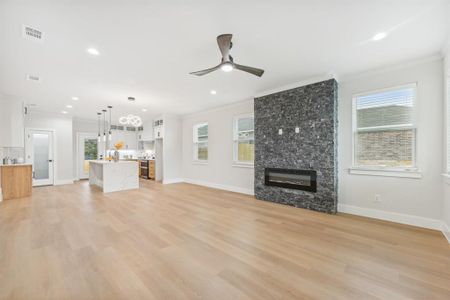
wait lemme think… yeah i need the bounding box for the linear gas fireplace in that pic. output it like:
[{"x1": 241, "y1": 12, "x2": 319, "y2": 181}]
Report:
[{"x1": 265, "y1": 168, "x2": 317, "y2": 192}]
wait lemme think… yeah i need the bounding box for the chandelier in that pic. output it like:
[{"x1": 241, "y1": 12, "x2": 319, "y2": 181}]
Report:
[{"x1": 119, "y1": 114, "x2": 142, "y2": 127}]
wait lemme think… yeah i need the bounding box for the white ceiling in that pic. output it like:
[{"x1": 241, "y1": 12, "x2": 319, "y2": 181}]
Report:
[{"x1": 0, "y1": 0, "x2": 449, "y2": 121}]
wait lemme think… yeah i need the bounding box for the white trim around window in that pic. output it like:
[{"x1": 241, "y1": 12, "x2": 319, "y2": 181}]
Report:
[
  {"x1": 351, "y1": 83, "x2": 418, "y2": 175},
  {"x1": 192, "y1": 122, "x2": 208, "y2": 163},
  {"x1": 233, "y1": 113, "x2": 255, "y2": 167}
]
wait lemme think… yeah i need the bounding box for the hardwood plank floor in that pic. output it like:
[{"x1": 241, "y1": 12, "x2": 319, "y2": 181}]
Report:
[{"x1": 0, "y1": 180, "x2": 449, "y2": 300}]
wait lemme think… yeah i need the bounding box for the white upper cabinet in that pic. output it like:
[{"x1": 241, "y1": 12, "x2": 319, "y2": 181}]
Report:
[
  {"x1": 0, "y1": 97, "x2": 24, "y2": 148},
  {"x1": 154, "y1": 119, "x2": 164, "y2": 139},
  {"x1": 140, "y1": 120, "x2": 154, "y2": 141}
]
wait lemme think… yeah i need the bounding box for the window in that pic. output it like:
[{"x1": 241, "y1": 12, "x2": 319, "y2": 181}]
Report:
[
  {"x1": 233, "y1": 114, "x2": 254, "y2": 165},
  {"x1": 193, "y1": 123, "x2": 208, "y2": 161},
  {"x1": 352, "y1": 84, "x2": 417, "y2": 169}
]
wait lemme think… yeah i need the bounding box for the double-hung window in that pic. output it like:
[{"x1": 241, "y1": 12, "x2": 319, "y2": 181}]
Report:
[
  {"x1": 193, "y1": 123, "x2": 208, "y2": 162},
  {"x1": 352, "y1": 83, "x2": 417, "y2": 169},
  {"x1": 233, "y1": 114, "x2": 254, "y2": 165}
]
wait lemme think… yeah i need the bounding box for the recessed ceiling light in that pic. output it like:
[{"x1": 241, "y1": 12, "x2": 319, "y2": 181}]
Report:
[
  {"x1": 372, "y1": 32, "x2": 387, "y2": 41},
  {"x1": 142, "y1": 108, "x2": 147, "y2": 112},
  {"x1": 72, "y1": 96, "x2": 79, "y2": 101},
  {"x1": 66, "y1": 105, "x2": 73, "y2": 109},
  {"x1": 86, "y1": 48, "x2": 100, "y2": 55},
  {"x1": 61, "y1": 110, "x2": 68, "y2": 114},
  {"x1": 210, "y1": 90, "x2": 217, "y2": 95}
]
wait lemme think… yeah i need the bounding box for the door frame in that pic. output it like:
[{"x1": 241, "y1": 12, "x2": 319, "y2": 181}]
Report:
[
  {"x1": 25, "y1": 128, "x2": 56, "y2": 186},
  {"x1": 76, "y1": 132, "x2": 98, "y2": 180}
]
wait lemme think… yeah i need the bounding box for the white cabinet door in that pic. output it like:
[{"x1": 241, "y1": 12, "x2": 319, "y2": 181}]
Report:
[
  {"x1": 0, "y1": 98, "x2": 24, "y2": 147},
  {"x1": 124, "y1": 131, "x2": 137, "y2": 150},
  {"x1": 141, "y1": 120, "x2": 154, "y2": 141}
]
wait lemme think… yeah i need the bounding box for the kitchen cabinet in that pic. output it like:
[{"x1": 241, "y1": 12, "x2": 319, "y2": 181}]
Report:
[
  {"x1": 0, "y1": 97, "x2": 24, "y2": 148},
  {"x1": 0, "y1": 164, "x2": 32, "y2": 200},
  {"x1": 154, "y1": 119, "x2": 164, "y2": 139},
  {"x1": 140, "y1": 120, "x2": 154, "y2": 141}
]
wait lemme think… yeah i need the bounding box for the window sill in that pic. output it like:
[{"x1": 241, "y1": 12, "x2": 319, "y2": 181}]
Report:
[
  {"x1": 232, "y1": 163, "x2": 254, "y2": 169},
  {"x1": 348, "y1": 167, "x2": 422, "y2": 179},
  {"x1": 443, "y1": 174, "x2": 450, "y2": 185},
  {"x1": 192, "y1": 161, "x2": 208, "y2": 165}
]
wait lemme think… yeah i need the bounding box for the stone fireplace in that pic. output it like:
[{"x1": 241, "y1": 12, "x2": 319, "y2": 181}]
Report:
[{"x1": 254, "y1": 79, "x2": 338, "y2": 214}]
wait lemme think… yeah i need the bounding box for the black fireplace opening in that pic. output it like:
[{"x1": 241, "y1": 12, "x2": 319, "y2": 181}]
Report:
[{"x1": 264, "y1": 168, "x2": 317, "y2": 192}]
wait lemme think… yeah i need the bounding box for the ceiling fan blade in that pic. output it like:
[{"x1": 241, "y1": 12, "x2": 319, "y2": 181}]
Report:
[
  {"x1": 190, "y1": 64, "x2": 221, "y2": 76},
  {"x1": 234, "y1": 63, "x2": 265, "y2": 77},
  {"x1": 217, "y1": 34, "x2": 232, "y2": 60}
]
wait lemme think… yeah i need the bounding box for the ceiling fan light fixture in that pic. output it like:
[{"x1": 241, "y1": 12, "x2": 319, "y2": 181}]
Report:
[{"x1": 221, "y1": 63, "x2": 233, "y2": 72}]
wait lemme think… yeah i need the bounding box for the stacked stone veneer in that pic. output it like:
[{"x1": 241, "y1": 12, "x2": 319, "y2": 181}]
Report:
[{"x1": 254, "y1": 79, "x2": 338, "y2": 214}]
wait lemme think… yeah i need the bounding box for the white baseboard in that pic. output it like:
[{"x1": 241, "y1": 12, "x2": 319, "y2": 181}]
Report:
[
  {"x1": 183, "y1": 178, "x2": 254, "y2": 195},
  {"x1": 162, "y1": 178, "x2": 184, "y2": 185},
  {"x1": 55, "y1": 179, "x2": 74, "y2": 186},
  {"x1": 338, "y1": 203, "x2": 447, "y2": 235},
  {"x1": 442, "y1": 222, "x2": 450, "y2": 244}
]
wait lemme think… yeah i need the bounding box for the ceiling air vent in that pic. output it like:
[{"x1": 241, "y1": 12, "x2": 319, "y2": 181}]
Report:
[
  {"x1": 26, "y1": 74, "x2": 41, "y2": 82},
  {"x1": 23, "y1": 25, "x2": 43, "y2": 41}
]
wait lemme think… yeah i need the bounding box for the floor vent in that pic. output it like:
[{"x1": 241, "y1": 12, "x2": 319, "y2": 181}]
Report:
[{"x1": 23, "y1": 25, "x2": 43, "y2": 41}]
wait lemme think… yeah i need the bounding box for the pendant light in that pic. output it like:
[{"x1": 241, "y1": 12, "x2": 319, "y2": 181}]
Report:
[
  {"x1": 102, "y1": 109, "x2": 107, "y2": 142},
  {"x1": 97, "y1": 112, "x2": 101, "y2": 142},
  {"x1": 107, "y1": 106, "x2": 113, "y2": 141}
]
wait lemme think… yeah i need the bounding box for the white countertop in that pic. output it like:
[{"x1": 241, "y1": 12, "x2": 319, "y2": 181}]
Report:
[
  {"x1": 0, "y1": 163, "x2": 32, "y2": 167},
  {"x1": 90, "y1": 160, "x2": 137, "y2": 165}
]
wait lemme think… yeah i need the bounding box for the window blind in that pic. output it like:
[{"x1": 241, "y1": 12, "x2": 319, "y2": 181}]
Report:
[
  {"x1": 234, "y1": 115, "x2": 254, "y2": 163},
  {"x1": 354, "y1": 85, "x2": 416, "y2": 168}
]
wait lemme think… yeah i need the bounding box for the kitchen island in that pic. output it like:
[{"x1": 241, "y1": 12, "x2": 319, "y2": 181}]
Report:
[{"x1": 89, "y1": 160, "x2": 139, "y2": 193}]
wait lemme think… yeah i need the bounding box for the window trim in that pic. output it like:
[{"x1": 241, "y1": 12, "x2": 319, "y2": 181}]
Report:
[
  {"x1": 351, "y1": 82, "x2": 418, "y2": 171},
  {"x1": 192, "y1": 122, "x2": 208, "y2": 163},
  {"x1": 233, "y1": 113, "x2": 255, "y2": 166}
]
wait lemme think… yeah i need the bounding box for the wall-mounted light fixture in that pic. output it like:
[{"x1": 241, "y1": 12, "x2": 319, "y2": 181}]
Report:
[
  {"x1": 295, "y1": 127, "x2": 300, "y2": 133},
  {"x1": 278, "y1": 129, "x2": 283, "y2": 135}
]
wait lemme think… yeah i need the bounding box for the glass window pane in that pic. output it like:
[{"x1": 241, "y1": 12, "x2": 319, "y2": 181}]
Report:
[
  {"x1": 355, "y1": 129, "x2": 414, "y2": 167},
  {"x1": 197, "y1": 124, "x2": 208, "y2": 137},
  {"x1": 197, "y1": 143, "x2": 208, "y2": 160},
  {"x1": 238, "y1": 117, "x2": 254, "y2": 132},
  {"x1": 238, "y1": 140, "x2": 254, "y2": 162},
  {"x1": 84, "y1": 139, "x2": 98, "y2": 160},
  {"x1": 356, "y1": 87, "x2": 414, "y2": 128},
  {"x1": 33, "y1": 133, "x2": 49, "y2": 180}
]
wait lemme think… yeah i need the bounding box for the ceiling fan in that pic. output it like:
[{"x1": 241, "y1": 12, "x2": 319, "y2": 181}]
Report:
[{"x1": 190, "y1": 34, "x2": 264, "y2": 77}]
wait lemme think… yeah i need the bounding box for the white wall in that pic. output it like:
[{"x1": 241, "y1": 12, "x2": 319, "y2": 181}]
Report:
[
  {"x1": 338, "y1": 58, "x2": 444, "y2": 226},
  {"x1": 25, "y1": 112, "x2": 74, "y2": 184},
  {"x1": 182, "y1": 100, "x2": 254, "y2": 194},
  {"x1": 162, "y1": 114, "x2": 183, "y2": 183},
  {"x1": 442, "y1": 48, "x2": 450, "y2": 240}
]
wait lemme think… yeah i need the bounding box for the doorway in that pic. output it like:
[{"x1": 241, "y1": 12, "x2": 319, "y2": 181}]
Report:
[
  {"x1": 77, "y1": 132, "x2": 98, "y2": 179},
  {"x1": 25, "y1": 129, "x2": 55, "y2": 186}
]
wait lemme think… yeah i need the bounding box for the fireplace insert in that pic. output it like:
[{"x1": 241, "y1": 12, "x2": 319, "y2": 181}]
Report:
[{"x1": 264, "y1": 168, "x2": 317, "y2": 192}]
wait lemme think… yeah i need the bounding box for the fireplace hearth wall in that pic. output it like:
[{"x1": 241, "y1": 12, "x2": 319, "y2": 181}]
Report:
[{"x1": 254, "y1": 79, "x2": 338, "y2": 214}]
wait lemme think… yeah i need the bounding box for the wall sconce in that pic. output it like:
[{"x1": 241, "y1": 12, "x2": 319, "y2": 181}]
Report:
[
  {"x1": 278, "y1": 129, "x2": 283, "y2": 135},
  {"x1": 295, "y1": 127, "x2": 300, "y2": 133}
]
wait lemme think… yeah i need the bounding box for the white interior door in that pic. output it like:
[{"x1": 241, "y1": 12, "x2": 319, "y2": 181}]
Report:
[
  {"x1": 77, "y1": 133, "x2": 98, "y2": 179},
  {"x1": 26, "y1": 129, "x2": 54, "y2": 186}
]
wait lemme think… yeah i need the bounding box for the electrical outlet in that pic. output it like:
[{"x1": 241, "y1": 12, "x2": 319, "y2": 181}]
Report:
[{"x1": 374, "y1": 194, "x2": 381, "y2": 203}]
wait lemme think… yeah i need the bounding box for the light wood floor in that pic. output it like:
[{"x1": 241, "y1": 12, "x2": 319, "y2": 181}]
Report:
[{"x1": 1, "y1": 180, "x2": 449, "y2": 300}]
